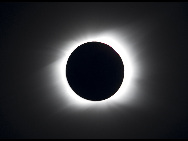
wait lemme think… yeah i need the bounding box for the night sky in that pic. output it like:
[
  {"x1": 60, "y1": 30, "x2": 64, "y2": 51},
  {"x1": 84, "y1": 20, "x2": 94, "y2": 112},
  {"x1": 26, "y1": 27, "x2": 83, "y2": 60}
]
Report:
[{"x1": 0, "y1": 2, "x2": 188, "y2": 139}]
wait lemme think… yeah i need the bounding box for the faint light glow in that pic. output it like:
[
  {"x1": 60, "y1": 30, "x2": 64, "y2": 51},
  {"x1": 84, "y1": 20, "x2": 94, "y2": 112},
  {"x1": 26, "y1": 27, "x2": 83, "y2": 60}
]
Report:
[{"x1": 51, "y1": 31, "x2": 138, "y2": 110}]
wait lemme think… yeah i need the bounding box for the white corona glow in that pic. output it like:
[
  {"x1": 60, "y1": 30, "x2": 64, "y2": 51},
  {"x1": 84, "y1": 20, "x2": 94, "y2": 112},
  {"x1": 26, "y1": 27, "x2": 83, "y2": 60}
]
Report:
[{"x1": 52, "y1": 31, "x2": 136, "y2": 109}]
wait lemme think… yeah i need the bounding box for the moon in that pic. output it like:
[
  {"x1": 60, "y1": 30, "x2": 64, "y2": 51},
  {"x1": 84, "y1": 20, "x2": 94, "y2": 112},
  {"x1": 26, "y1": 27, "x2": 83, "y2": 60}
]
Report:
[{"x1": 66, "y1": 42, "x2": 124, "y2": 101}]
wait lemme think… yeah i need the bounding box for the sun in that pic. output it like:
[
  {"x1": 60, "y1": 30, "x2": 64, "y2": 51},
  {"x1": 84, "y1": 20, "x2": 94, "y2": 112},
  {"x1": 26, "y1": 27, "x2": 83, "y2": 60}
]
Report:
[{"x1": 51, "y1": 31, "x2": 136, "y2": 109}]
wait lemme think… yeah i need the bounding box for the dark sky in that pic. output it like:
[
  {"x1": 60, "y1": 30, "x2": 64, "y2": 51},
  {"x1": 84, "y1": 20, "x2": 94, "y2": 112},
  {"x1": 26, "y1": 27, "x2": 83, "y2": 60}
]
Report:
[{"x1": 0, "y1": 2, "x2": 188, "y2": 139}]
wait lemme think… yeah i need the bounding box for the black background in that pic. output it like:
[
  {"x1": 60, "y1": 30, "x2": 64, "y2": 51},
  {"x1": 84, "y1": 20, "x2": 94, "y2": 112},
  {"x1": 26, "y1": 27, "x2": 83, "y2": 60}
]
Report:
[{"x1": 0, "y1": 2, "x2": 188, "y2": 139}]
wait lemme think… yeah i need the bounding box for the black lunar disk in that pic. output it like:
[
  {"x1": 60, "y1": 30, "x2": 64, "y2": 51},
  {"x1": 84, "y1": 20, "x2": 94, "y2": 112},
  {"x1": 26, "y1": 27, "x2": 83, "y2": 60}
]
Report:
[{"x1": 66, "y1": 42, "x2": 124, "y2": 101}]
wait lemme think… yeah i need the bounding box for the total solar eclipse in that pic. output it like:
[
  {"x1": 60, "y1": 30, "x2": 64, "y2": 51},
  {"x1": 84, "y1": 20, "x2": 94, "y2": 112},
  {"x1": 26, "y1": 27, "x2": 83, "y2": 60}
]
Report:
[{"x1": 66, "y1": 42, "x2": 124, "y2": 101}]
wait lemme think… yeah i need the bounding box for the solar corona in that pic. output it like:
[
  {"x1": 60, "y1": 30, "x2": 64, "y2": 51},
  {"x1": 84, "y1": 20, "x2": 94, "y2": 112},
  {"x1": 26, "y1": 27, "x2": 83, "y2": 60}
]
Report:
[{"x1": 53, "y1": 33, "x2": 135, "y2": 108}]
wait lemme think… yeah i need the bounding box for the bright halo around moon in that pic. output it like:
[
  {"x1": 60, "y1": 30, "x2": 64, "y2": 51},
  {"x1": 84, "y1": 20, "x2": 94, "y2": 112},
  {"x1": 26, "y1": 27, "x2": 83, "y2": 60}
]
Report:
[{"x1": 52, "y1": 31, "x2": 136, "y2": 109}]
